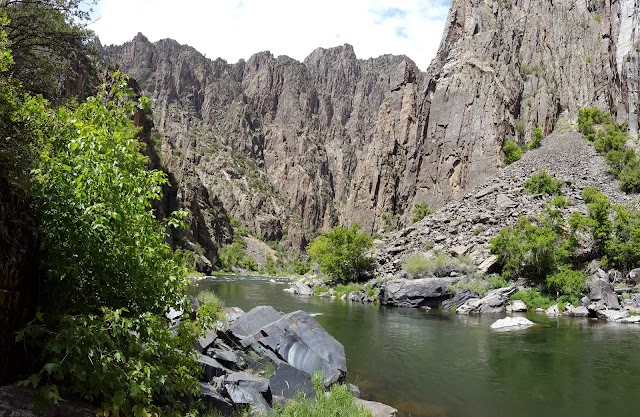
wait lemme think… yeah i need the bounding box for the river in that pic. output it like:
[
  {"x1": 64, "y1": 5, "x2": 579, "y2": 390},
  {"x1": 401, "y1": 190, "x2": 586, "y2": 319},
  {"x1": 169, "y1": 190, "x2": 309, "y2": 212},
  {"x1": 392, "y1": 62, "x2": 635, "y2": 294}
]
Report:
[{"x1": 196, "y1": 275, "x2": 640, "y2": 417}]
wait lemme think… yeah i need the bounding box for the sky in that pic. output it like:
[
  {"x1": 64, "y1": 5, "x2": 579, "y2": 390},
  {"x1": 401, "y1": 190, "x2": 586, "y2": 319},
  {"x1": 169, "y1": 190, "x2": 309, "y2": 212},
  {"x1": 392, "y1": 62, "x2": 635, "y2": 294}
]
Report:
[{"x1": 89, "y1": 0, "x2": 451, "y2": 70}]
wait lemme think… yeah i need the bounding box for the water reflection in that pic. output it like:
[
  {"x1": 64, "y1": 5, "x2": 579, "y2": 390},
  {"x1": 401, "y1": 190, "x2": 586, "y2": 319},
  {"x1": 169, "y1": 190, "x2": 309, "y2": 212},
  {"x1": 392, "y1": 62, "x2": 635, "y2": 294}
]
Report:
[{"x1": 196, "y1": 276, "x2": 640, "y2": 417}]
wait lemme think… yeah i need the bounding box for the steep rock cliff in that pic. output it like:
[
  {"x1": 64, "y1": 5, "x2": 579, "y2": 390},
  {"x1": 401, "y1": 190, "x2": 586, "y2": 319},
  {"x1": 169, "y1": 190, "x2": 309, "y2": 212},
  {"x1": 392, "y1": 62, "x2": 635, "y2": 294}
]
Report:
[
  {"x1": 413, "y1": 0, "x2": 640, "y2": 207},
  {"x1": 104, "y1": 35, "x2": 425, "y2": 249}
]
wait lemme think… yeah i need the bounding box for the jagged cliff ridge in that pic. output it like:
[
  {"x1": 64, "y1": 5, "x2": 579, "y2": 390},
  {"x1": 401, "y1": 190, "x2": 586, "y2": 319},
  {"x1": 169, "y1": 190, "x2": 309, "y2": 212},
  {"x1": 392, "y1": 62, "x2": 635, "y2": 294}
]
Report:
[
  {"x1": 103, "y1": 35, "x2": 425, "y2": 248},
  {"x1": 104, "y1": 0, "x2": 639, "y2": 261},
  {"x1": 413, "y1": 0, "x2": 640, "y2": 208}
]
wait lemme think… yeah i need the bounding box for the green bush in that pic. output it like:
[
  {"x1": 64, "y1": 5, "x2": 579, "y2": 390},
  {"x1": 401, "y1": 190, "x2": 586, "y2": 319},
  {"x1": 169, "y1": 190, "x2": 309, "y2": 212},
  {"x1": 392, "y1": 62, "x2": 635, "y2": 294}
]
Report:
[
  {"x1": 412, "y1": 203, "x2": 435, "y2": 223},
  {"x1": 502, "y1": 139, "x2": 522, "y2": 165},
  {"x1": 605, "y1": 203, "x2": 640, "y2": 273},
  {"x1": 275, "y1": 373, "x2": 372, "y2": 417},
  {"x1": 577, "y1": 107, "x2": 611, "y2": 142},
  {"x1": 523, "y1": 169, "x2": 563, "y2": 195},
  {"x1": 307, "y1": 224, "x2": 375, "y2": 282},
  {"x1": 510, "y1": 289, "x2": 555, "y2": 310},
  {"x1": 490, "y1": 216, "x2": 569, "y2": 283},
  {"x1": 550, "y1": 195, "x2": 571, "y2": 209},
  {"x1": 218, "y1": 241, "x2": 247, "y2": 272},
  {"x1": 402, "y1": 252, "x2": 474, "y2": 278},
  {"x1": 449, "y1": 278, "x2": 490, "y2": 297},
  {"x1": 529, "y1": 126, "x2": 543, "y2": 149},
  {"x1": 545, "y1": 268, "x2": 586, "y2": 297}
]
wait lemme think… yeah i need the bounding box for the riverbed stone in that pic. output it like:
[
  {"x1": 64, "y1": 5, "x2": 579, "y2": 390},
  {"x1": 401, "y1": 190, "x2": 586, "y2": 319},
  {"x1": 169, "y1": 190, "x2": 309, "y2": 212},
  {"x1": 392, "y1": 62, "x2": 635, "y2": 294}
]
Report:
[
  {"x1": 228, "y1": 306, "x2": 283, "y2": 339},
  {"x1": 596, "y1": 309, "x2": 630, "y2": 321},
  {"x1": 354, "y1": 399, "x2": 398, "y2": 417},
  {"x1": 490, "y1": 317, "x2": 535, "y2": 329},
  {"x1": 546, "y1": 304, "x2": 559, "y2": 316},
  {"x1": 568, "y1": 306, "x2": 590, "y2": 317},
  {"x1": 508, "y1": 300, "x2": 528, "y2": 312},
  {"x1": 380, "y1": 277, "x2": 461, "y2": 308},
  {"x1": 456, "y1": 286, "x2": 516, "y2": 314},
  {"x1": 269, "y1": 363, "x2": 315, "y2": 400},
  {"x1": 588, "y1": 278, "x2": 621, "y2": 310},
  {"x1": 442, "y1": 288, "x2": 479, "y2": 310},
  {"x1": 258, "y1": 310, "x2": 347, "y2": 386}
]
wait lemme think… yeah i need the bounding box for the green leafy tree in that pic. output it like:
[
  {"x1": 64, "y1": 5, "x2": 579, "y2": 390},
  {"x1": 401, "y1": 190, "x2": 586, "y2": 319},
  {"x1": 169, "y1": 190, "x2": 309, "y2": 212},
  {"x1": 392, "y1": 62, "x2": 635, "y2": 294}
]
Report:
[
  {"x1": 412, "y1": 203, "x2": 434, "y2": 223},
  {"x1": 605, "y1": 204, "x2": 640, "y2": 273},
  {"x1": 307, "y1": 224, "x2": 374, "y2": 282},
  {"x1": 502, "y1": 139, "x2": 522, "y2": 165}
]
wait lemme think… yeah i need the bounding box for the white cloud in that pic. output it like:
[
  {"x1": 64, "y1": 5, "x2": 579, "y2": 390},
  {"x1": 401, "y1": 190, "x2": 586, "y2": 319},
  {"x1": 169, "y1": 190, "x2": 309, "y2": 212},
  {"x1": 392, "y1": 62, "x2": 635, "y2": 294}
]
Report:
[{"x1": 90, "y1": 0, "x2": 450, "y2": 70}]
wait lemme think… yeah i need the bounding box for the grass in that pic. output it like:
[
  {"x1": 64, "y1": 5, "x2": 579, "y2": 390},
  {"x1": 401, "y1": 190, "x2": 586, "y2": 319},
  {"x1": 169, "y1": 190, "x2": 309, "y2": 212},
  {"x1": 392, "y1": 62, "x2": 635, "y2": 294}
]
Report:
[
  {"x1": 509, "y1": 289, "x2": 555, "y2": 310},
  {"x1": 402, "y1": 252, "x2": 475, "y2": 278},
  {"x1": 273, "y1": 372, "x2": 372, "y2": 417},
  {"x1": 449, "y1": 274, "x2": 510, "y2": 297}
]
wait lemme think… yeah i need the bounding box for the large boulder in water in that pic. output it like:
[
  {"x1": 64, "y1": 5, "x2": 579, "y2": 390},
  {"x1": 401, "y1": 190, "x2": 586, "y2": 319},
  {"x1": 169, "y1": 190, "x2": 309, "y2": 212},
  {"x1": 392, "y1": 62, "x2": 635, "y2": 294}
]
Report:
[
  {"x1": 380, "y1": 277, "x2": 461, "y2": 308},
  {"x1": 259, "y1": 310, "x2": 347, "y2": 386},
  {"x1": 456, "y1": 286, "x2": 517, "y2": 314}
]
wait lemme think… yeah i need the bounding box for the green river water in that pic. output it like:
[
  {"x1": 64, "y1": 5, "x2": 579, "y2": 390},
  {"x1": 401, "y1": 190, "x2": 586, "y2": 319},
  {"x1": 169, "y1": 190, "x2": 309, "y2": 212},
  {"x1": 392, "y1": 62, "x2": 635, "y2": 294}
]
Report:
[{"x1": 197, "y1": 275, "x2": 640, "y2": 417}]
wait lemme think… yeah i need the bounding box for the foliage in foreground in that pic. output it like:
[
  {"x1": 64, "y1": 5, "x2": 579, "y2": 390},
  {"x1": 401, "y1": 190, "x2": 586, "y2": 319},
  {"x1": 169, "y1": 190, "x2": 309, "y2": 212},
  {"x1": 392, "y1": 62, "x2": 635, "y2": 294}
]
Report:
[
  {"x1": 274, "y1": 373, "x2": 372, "y2": 417},
  {"x1": 402, "y1": 252, "x2": 474, "y2": 278},
  {"x1": 307, "y1": 225, "x2": 375, "y2": 282}
]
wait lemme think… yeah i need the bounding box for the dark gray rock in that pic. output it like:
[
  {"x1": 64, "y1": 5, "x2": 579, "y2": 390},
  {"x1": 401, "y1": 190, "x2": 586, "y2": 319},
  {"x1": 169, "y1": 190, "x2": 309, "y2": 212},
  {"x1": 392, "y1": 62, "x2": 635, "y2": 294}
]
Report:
[
  {"x1": 588, "y1": 278, "x2": 621, "y2": 310},
  {"x1": 381, "y1": 277, "x2": 460, "y2": 308},
  {"x1": 225, "y1": 386, "x2": 271, "y2": 415},
  {"x1": 627, "y1": 267, "x2": 640, "y2": 285},
  {"x1": 269, "y1": 363, "x2": 315, "y2": 400},
  {"x1": 224, "y1": 307, "x2": 245, "y2": 327},
  {"x1": 456, "y1": 286, "x2": 517, "y2": 315},
  {"x1": 209, "y1": 348, "x2": 238, "y2": 366},
  {"x1": 228, "y1": 306, "x2": 283, "y2": 338},
  {"x1": 258, "y1": 310, "x2": 347, "y2": 386},
  {"x1": 596, "y1": 309, "x2": 630, "y2": 321},
  {"x1": 224, "y1": 371, "x2": 270, "y2": 395},
  {"x1": 567, "y1": 305, "x2": 590, "y2": 317},
  {"x1": 195, "y1": 329, "x2": 218, "y2": 353},
  {"x1": 200, "y1": 383, "x2": 234, "y2": 416},
  {"x1": 0, "y1": 385, "x2": 94, "y2": 417},
  {"x1": 197, "y1": 353, "x2": 231, "y2": 381},
  {"x1": 442, "y1": 288, "x2": 480, "y2": 310}
]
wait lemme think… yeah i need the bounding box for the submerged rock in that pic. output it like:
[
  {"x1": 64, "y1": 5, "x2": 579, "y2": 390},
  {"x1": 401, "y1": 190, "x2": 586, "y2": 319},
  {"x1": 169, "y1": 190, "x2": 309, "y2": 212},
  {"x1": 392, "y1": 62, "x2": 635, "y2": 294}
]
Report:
[{"x1": 354, "y1": 398, "x2": 398, "y2": 417}]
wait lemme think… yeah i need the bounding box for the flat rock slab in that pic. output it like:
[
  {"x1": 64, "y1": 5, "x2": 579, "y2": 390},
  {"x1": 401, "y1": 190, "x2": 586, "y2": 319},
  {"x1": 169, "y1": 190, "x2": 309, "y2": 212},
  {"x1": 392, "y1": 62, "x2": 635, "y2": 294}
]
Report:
[
  {"x1": 596, "y1": 309, "x2": 630, "y2": 321},
  {"x1": 225, "y1": 385, "x2": 271, "y2": 415},
  {"x1": 197, "y1": 353, "x2": 231, "y2": 381},
  {"x1": 381, "y1": 277, "x2": 460, "y2": 308},
  {"x1": 259, "y1": 310, "x2": 347, "y2": 386},
  {"x1": 228, "y1": 305, "x2": 283, "y2": 338},
  {"x1": 457, "y1": 286, "x2": 516, "y2": 314},
  {"x1": 269, "y1": 363, "x2": 315, "y2": 400},
  {"x1": 490, "y1": 317, "x2": 535, "y2": 330},
  {"x1": 354, "y1": 399, "x2": 398, "y2": 417},
  {"x1": 200, "y1": 383, "x2": 234, "y2": 416}
]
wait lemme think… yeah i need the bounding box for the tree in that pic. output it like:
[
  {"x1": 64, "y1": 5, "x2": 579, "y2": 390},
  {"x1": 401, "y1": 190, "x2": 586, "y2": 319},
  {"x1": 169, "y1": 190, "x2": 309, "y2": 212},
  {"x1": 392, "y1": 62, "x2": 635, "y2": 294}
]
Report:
[
  {"x1": 307, "y1": 224, "x2": 375, "y2": 282},
  {"x1": 529, "y1": 126, "x2": 543, "y2": 149},
  {"x1": 0, "y1": 0, "x2": 98, "y2": 99},
  {"x1": 502, "y1": 139, "x2": 522, "y2": 165}
]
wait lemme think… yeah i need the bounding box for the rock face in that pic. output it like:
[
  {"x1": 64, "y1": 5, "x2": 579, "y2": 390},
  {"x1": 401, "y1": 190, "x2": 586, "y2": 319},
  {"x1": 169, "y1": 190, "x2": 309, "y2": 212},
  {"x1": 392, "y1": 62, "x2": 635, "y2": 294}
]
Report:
[
  {"x1": 380, "y1": 277, "x2": 461, "y2": 308},
  {"x1": 103, "y1": 35, "x2": 425, "y2": 250},
  {"x1": 415, "y1": 0, "x2": 640, "y2": 208}
]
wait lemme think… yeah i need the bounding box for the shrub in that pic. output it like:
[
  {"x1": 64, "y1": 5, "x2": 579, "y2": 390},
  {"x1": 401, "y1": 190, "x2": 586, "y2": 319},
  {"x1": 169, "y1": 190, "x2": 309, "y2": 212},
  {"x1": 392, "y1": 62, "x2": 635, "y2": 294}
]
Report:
[
  {"x1": 577, "y1": 107, "x2": 611, "y2": 142},
  {"x1": 412, "y1": 203, "x2": 434, "y2": 223},
  {"x1": 449, "y1": 278, "x2": 490, "y2": 297},
  {"x1": 529, "y1": 126, "x2": 543, "y2": 149},
  {"x1": 275, "y1": 372, "x2": 372, "y2": 417},
  {"x1": 402, "y1": 252, "x2": 474, "y2": 278},
  {"x1": 487, "y1": 274, "x2": 509, "y2": 289},
  {"x1": 306, "y1": 224, "x2": 375, "y2": 282},
  {"x1": 550, "y1": 195, "x2": 571, "y2": 209},
  {"x1": 545, "y1": 268, "x2": 587, "y2": 297},
  {"x1": 510, "y1": 289, "x2": 555, "y2": 310},
  {"x1": 502, "y1": 139, "x2": 522, "y2": 165},
  {"x1": 605, "y1": 203, "x2": 640, "y2": 273},
  {"x1": 523, "y1": 169, "x2": 563, "y2": 195},
  {"x1": 218, "y1": 241, "x2": 247, "y2": 272},
  {"x1": 582, "y1": 186, "x2": 611, "y2": 255},
  {"x1": 490, "y1": 216, "x2": 569, "y2": 283}
]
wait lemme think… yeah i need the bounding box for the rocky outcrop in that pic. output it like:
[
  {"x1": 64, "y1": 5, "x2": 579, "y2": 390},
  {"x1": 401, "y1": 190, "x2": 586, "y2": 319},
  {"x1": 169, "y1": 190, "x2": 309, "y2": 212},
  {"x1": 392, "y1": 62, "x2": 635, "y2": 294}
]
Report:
[
  {"x1": 457, "y1": 286, "x2": 517, "y2": 315},
  {"x1": 373, "y1": 132, "x2": 637, "y2": 276},
  {"x1": 380, "y1": 277, "x2": 461, "y2": 308},
  {"x1": 414, "y1": 0, "x2": 640, "y2": 208}
]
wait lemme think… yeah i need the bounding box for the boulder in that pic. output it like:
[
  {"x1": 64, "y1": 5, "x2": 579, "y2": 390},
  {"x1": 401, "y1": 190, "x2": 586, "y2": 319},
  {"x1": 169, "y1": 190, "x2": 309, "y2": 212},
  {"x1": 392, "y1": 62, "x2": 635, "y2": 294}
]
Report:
[
  {"x1": 258, "y1": 310, "x2": 347, "y2": 386},
  {"x1": 225, "y1": 307, "x2": 246, "y2": 326},
  {"x1": 227, "y1": 306, "x2": 283, "y2": 339},
  {"x1": 354, "y1": 399, "x2": 398, "y2": 417},
  {"x1": 545, "y1": 304, "x2": 559, "y2": 316},
  {"x1": 596, "y1": 309, "x2": 630, "y2": 321},
  {"x1": 269, "y1": 363, "x2": 315, "y2": 400},
  {"x1": 617, "y1": 315, "x2": 640, "y2": 324},
  {"x1": 490, "y1": 317, "x2": 535, "y2": 330},
  {"x1": 456, "y1": 286, "x2": 516, "y2": 314},
  {"x1": 442, "y1": 288, "x2": 479, "y2": 310},
  {"x1": 508, "y1": 300, "x2": 528, "y2": 312},
  {"x1": 197, "y1": 354, "x2": 231, "y2": 381},
  {"x1": 225, "y1": 385, "x2": 271, "y2": 415},
  {"x1": 223, "y1": 371, "x2": 270, "y2": 394},
  {"x1": 567, "y1": 306, "x2": 589, "y2": 317},
  {"x1": 208, "y1": 348, "x2": 238, "y2": 367},
  {"x1": 195, "y1": 329, "x2": 218, "y2": 353},
  {"x1": 588, "y1": 278, "x2": 621, "y2": 310},
  {"x1": 200, "y1": 383, "x2": 234, "y2": 416},
  {"x1": 380, "y1": 277, "x2": 461, "y2": 308},
  {"x1": 0, "y1": 385, "x2": 94, "y2": 417},
  {"x1": 290, "y1": 281, "x2": 313, "y2": 296},
  {"x1": 627, "y1": 267, "x2": 640, "y2": 285}
]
